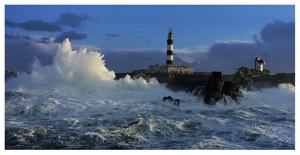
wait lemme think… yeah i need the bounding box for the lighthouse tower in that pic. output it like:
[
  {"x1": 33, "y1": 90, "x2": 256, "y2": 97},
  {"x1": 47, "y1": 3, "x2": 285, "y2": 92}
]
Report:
[{"x1": 166, "y1": 29, "x2": 174, "y2": 66}]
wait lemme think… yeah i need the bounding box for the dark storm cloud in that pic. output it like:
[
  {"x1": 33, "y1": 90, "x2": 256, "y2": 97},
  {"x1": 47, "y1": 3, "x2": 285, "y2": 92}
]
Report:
[
  {"x1": 183, "y1": 20, "x2": 295, "y2": 73},
  {"x1": 5, "y1": 34, "x2": 57, "y2": 71},
  {"x1": 5, "y1": 19, "x2": 61, "y2": 32},
  {"x1": 258, "y1": 20, "x2": 295, "y2": 72},
  {"x1": 260, "y1": 20, "x2": 295, "y2": 46},
  {"x1": 57, "y1": 13, "x2": 89, "y2": 28},
  {"x1": 105, "y1": 33, "x2": 120, "y2": 38},
  {"x1": 187, "y1": 42, "x2": 260, "y2": 73},
  {"x1": 54, "y1": 31, "x2": 87, "y2": 42},
  {"x1": 6, "y1": 12, "x2": 89, "y2": 32}
]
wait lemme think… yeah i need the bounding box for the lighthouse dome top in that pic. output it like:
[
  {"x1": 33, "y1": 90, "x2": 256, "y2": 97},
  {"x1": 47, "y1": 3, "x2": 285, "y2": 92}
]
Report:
[
  {"x1": 168, "y1": 29, "x2": 174, "y2": 40},
  {"x1": 168, "y1": 29, "x2": 173, "y2": 35}
]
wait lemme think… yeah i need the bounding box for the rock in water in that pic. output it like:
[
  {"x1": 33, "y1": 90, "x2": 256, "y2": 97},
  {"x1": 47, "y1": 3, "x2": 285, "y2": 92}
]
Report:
[
  {"x1": 200, "y1": 72, "x2": 243, "y2": 105},
  {"x1": 221, "y1": 81, "x2": 242, "y2": 102},
  {"x1": 202, "y1": 72, "x2": 224, "y2": 105}
]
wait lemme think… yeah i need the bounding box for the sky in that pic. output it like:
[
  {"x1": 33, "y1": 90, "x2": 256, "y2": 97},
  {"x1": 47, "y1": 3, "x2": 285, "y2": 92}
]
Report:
[{"x1": 5, "y1": 5, "x2": 295, "y2": 73}]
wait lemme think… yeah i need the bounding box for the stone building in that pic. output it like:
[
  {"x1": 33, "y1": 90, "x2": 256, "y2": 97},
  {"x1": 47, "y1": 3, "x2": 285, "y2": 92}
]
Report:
[{"x1": 148, "y1": 64, "x2": 192, "y2": 74}]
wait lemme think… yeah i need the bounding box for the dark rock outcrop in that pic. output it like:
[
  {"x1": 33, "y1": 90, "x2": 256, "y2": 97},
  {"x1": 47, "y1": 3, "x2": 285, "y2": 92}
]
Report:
[
  {"x1": 193, "y1": 71, "x2": 243, "y2": 105},
  {"x1": 162, "y1": 96, "x2": 181, "y2": 106},
  {"x1": 201, "y1": 72, "x2": 224, "y2": 105},
  {"x1": 221, "y1": 81, "x2": 242, "y2": 103},
  {"x1": 232, "y1": 69, "x2": 253, "y2": 90}
]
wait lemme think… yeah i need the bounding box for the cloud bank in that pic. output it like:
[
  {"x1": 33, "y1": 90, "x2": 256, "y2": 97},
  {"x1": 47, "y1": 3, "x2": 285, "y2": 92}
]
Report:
[
  {"x1": 104, "y1": 21, "x2": 294, "y2": 73},
  {"x1": 6, "y1": 19, "x2": 62, "y2": 32},
  {"x1": 194, "y1": 20, "x2": 295, "y2": 73},
  {"x1": 6, "y1": 12, "x2": 89, "y2": 32},
  {"x1": 54, "y1": 31, "x2": 87, "y2": 42},
  {"x1": 5, "y1": 34, "x2": 58, "y2": 71},
  {"x1": 57, "y1": 13, "x2": 89, "y2": 28},
  {"x1": 5, "y1": 20, "x2": 294, "y2": 74}
]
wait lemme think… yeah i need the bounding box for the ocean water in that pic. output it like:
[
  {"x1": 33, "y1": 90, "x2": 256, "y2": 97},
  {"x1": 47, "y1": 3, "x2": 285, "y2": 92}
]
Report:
[{"x1": 5, "y1": 39, "x2": 295, "y2": 149}]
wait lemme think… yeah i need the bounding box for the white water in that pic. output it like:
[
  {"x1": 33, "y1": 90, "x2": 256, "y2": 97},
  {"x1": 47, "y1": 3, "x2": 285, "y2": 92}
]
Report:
[{"x1": 5, "y1": 39, "x2": 295, "y2": 149}]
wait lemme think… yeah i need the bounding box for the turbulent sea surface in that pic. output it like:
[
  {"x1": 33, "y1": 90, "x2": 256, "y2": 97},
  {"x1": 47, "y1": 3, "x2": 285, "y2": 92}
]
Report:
[{"x1": 5, "y1": 39, "x2": 295, "y2": 149}]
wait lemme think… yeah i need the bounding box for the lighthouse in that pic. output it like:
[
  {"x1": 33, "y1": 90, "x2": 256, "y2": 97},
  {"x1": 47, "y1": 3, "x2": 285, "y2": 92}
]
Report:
[
  {"x1": 166, "y1": 29, "x2": 174, "y2": 65},
  {"x1": 146, "y1": 29, "x2": 192, "y2": 74},
  {"x1": 255, "y1": 57, "x2": 265, "y2": 72}
]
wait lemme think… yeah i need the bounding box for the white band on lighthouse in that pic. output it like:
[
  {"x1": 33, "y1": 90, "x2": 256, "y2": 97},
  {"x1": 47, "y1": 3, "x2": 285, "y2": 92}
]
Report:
[
  {"x1": 167, "y1": 55, "x2": 173, "y2": 61},
  {"x1": 167, "y1": 45, "x2": 173, "y2": 51}
]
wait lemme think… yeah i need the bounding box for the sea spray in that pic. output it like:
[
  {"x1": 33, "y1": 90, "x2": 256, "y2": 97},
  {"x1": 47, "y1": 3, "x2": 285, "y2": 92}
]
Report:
[{"x1": 6, "y1": 38, "x2": 162, "y2": 92}]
